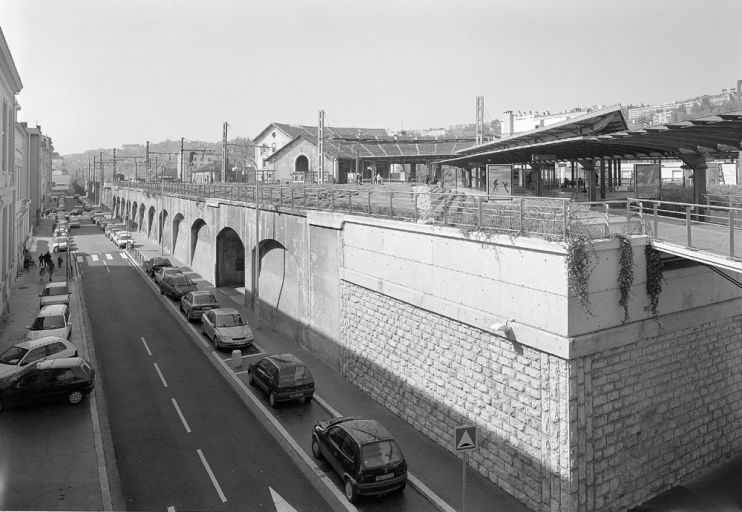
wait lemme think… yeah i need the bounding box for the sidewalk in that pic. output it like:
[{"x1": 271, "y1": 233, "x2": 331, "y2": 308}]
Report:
[{"x1": 126, "y1": 226, "x2": 531, "y2": 512}]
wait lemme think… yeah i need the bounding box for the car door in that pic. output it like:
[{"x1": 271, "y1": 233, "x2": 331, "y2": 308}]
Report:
[
  {"x1": 203, "y1": 311, "x2": 215, "y2": 339},
  {"x1": 338, "y1": 433, "x2": 359, "y2": 478},
  {"x1": 182, "y1": 293, "x2": 193, "y2": 315},
  {"x1": 5, "y1": 369, "x2": 50, "y2": 406},
  {"x1": 21, "y1": 346, "x2": 49, "y2": 367},
  {"x1": 325, "y1": 426, "x2": 349, "y2": 477},
  {"x1": 46, "y1": 368, "x2": 78, "y2": 400},
  {"x1": 254, "y1": 360, "x2": 272, "y2": 392}
]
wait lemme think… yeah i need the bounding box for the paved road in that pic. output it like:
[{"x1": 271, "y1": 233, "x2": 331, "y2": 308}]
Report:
[{"x1": 76, "y1": 222, "x2": 335, "y2": 511}]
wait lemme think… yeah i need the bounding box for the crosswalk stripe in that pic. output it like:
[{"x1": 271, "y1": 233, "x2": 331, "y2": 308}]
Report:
[
  {"x1": 91, "y1": 254, "x2": 99, "y2": 262},
  {"x1": 106, "y1": 254, "x2": 113, "y2": 260}
]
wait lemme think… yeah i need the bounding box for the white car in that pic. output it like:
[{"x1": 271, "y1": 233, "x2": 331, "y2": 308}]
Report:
[
  {"x1": 69, "y1": 215, "x2": 80, "y2": 228},
  {"x1": 0, "y1": 337, "x2": 78, "y2": 380},
  {"x1": 116, "y1": 232, "x2": 134, "y2": 248},
  {"x1": 50, "y1": 237, "x2": 68, "y2": 253},
  {"x1": 39, "y1": 282, "x2": 71, "y2": 308},
  {"x1": 27, "y1": 304, "x2": 72, "y2": 340}
]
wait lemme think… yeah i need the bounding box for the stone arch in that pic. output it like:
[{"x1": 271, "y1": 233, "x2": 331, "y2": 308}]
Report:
[
  {"x1": 159, "y1": 209, "x2": 169, "y2": 247},
  {"x1": 147, "y1": 206, "x2": 156, "y2": 238},
  {"x1": 215, "y1": 227, "x2": 245, "y2": 287},
  {"x1": 131, "y1": 201, "x2": 138, "y2": 230},
  {"x1": 137, "y1": 203, "x2": 145, "y2": 232},
  {"x1": 172, "y1": 213, "x2": 186, "y2": 262},
  {"x1": 295, "y1": 154, "x2": 309, "y2": 175},
  {"x1": 190, "y1": 218, "x2": 210, "y2": 275},
  {"x1": 255, "y1": 238, "x2": 299, "y2": 337}
]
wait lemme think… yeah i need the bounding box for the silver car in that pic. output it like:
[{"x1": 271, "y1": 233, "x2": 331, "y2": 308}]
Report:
[
  {"x1": 0, "y1": 336, "x2": 78, "y2": 380},
  {"x1": 180, "y1": 290, "x2": 219, "y2": 321},
  {"x1": 201, "y1": 308, "x2": 254, "y2": 349},
  {"x1": 39, "y1": 282, "x2": 71, "y2": 308}
]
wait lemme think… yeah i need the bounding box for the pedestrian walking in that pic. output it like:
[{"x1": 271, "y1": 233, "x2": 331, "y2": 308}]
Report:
[
  {"x1": 48, "y1": 260, "x2": 55, "y2": 280},
  {"x1": 38, "y1": 253, "x2": 44, "y2": 269},
  {"x1": 57, "y1": 254, "x2": 63, "y2": 271},
  {"x1": 376, "y1": 172, "x2": 382, "y2": 185}
]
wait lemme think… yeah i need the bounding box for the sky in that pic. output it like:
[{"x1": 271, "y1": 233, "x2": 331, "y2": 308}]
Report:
[{"x1": 1, "y1": 0, "x2": 740, "y2": 155}]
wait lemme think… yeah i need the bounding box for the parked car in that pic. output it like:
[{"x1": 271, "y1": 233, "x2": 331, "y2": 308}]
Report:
[
  {"x1": 154, "y1": 266, "x2": 183, "y2": 285},
  {"x1": 39, "y1": 281, "x2": 71, "y2": 308},
  {"x1": 144, "y1": 257, "x2": 172, "y2": 277},
  {"x1": 50, "y1": 237, "x2": 68, "y2": 253},
  {"x1": 0, "y1": 357, "x2": 95, "y2": 412},
  {"x1": 69, "y1": 215, "x2": 80, "y2": 228},
  {"x1": 0, "y1": 337, "x2": 78, "y2": 380},
  {"x1": 115, "y1": 232, "x2": 134, "y2": 249},
  {"x1": 26, "y1": 304, "x2": 72, "y2": 340},
  {"x1": 160, "y1": 274, "x2": 197, "y2": 300},
  {"x1": 82, "y1": 202, "x2": 92, "y2": 212},
  {"x1": 180, "y1": 290, "x2": 219, "y2": 320},
  {"x1": 107, "y1": 227, "x2": 123, "y2": 241},
  {"x1": 247, "y1": 354, "x2": 314, "y2": 407},
  {"x1": 104, "y1": 224, "x2": 123, "y2": 238},
  {"x1": 89, "y1": 209, "x2": 102, "y2": 220},
  {"x1": 53, "y1": 228, "x2": 69, "y2": 239},
  {"x1": 201, "y1": 308, "x2": 254, "y2": 349},
  {"x1": 311, "y1": 417, "x2": 407, "y2": 503}
]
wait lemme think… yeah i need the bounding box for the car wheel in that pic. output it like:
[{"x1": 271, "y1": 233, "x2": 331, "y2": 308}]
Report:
[
  {"x1": 344, "y1": 478, "x2": 358, "y2": 504},
  {"x1": 67, "y1": 390, "x2": 84, "y2": 405},
  {"x1": 269, "y1": 392, "x2": 277, "y2": 408},
  {"x1": 160, "y1": 288, "x2": 165, "y2": 295},
  {"x1": 398, "y1": 481, "x2": 406, "y2": 493},
  {"x1": 305, "y1": 395, "x2": 313, "y2": 403},
  {"x1": 311, "y1": 437, "x2": 323, "y2": 460},
  {"x1": 248, "y1": 372, "x2": 255, "y2": 386}
]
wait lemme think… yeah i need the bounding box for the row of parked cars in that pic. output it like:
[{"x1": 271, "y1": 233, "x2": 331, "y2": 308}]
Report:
[
  {"x1": 0, "y1": 278, "x2": 96, "y2": 412},
  {"x1": 142, "y1": 257, "x2": 407, "y2": 503}
]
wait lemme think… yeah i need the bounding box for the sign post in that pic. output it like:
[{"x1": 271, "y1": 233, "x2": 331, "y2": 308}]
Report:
[{"x1": 454, "y1": 425, "x2": 477, "y2": 512}]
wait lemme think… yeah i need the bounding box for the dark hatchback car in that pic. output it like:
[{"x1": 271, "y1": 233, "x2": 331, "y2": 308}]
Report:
[
  {"x1": 160, "y1": 275, "x2": 198, "y2": 300},
  {"x1": 144, "y1": 257, "x2": 172, "y2": 277},
  {"x1": 312, "y1": 417, "x2": 407, "y2": 503},
  {"x1": 248, "y1": 354, "x2": 314, "y2": 407},
  {"x1": 0, "y1": 357, "x2": 96, "y2": 412}
]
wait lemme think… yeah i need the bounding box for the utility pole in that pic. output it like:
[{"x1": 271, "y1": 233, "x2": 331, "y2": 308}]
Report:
[
  {"x1": 318, "y1": 110, "x2": 325, "y2": 184},
  {"x1": 180, "y1": 137, "x2": 185, "y2": 182},
  {"x1": 222, "y1": 122, "x2": 228, "y2": 183},
  {"x1": 145, "y1": 140, "x2": 150, "y2": 182},
  {"x1": 99, "y1": 152, "x2": 104, "y2": 205},
  {"x1": 92, "y1": 156, "x2": 96, "y2": 201},
  {"x1": 113, "y1": 148, "x2": 117, "y2": 180}
]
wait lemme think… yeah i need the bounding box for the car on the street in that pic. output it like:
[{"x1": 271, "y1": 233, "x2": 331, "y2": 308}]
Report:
[
  {"x1": 39, "y1": 281, "x2": 71, "y2": 308},
  {"x1": 82, "y1": 202, "x2": 92, "y2": 212},
  {"x1": 50, "y1": 237, "x2": 68, "y2": 253},
  {"x1": 107, "y1": 227, "x2": 123, "y2": 240},
  {"x1": 53, "y1": 228, "x2": 69, "y2": 239},
  {"x1": 70, "y1": 207, "x2": 81, "y2": 215},
  {"x1": 247, "y1": 354, "x2": 314, "y2": 407},
  {"x1": 26, "y1": 304, "x2": 72, "y2": 340},
  {"x1": 0, "y1": 357, "x2": 95, "y2": 412},
  {"x1": 69, "y1": 215, "x2": 80, "y2": 228},
  {"x1": 104, "y1": 224, "x2": 123, "y2": 238},
  {"x1": 180, "y1": 290, "x2": 219, "y2": 320},
  {"x1": 115, "y1": 231, "x2": 134, "y2": 249},
  {"x1": 154, "y1": 266, "x2": 183, "y2": 285},
  {"x1": 160, "y1": 274, "x2": 197, "y2": 300},
  {"x1": 311, "y1": 417, "x2": 407, "y2": 503},
  {"x1": 0, "y1": 337, "x2": 78, "y2": 380},
  {"x1": 144, "y1": 256, "x2": 172, "y2": 277},
  {"x1": 201, "y1": 308, "x2": 254, "y2": 349},
  {"x1": 89, "y1": 209, "x2": 102, "y2": 220}
]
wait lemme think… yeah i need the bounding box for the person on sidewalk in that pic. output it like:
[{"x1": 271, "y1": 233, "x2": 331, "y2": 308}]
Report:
[
  {"x1": 48, "y1": 260, "x2": 55, "y2": 280},
  {"x1": 57, "y1": 254, "x2": 63, "y2": 272},
  {"x1": 38, "y1": 253, "x2": 44, "y2": 270}
]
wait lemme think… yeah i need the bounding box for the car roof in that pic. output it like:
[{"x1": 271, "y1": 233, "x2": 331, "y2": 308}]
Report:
[
  {"x1": 160, "y1": 267, "x2": 182, "y2": 272},
  {"x1": 335, "y1": 418, "x2": 394, "y2": 445},
  {"x1": 44, "y1": 282, "x2": 69, "y2": 290},
  {"x1": 190, "y1": 290, "x2": 213, "y2": 296},
  {"x1": 265, "y1": 353, "x2": 305, "y2": 368},
  {"x1": 149, "y1": 257, "x2": 170, "y2": 263},
  {"x1": 38, "y1": 304, "x2": 68, "y2": 316},
  {"x1": 13, "y1": 336, "x2": 68, "y2": 350},
  {"x1": 212, "y1": 307, "x2": 239, "y2": 316},
  {"x1": 35, "y1": 357, "x2": 86, "y2": 370}
]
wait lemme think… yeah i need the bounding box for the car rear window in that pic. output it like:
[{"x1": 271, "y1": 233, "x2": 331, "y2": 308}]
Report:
[
  {"x1": 194, "y1": 294, "x2": 217, "y2": 305},
  {"x1": 45, "y1": 287, "x2": 69, "y2": 297},
  {"x1": 30, "y1": 315, "x2": 66, "y2": 330},
  {"x1": 153, "y1": 258, "x2": 171, "y2": 266},
  {"x1": 0, "y1": 346, "x2": 27, "y2": 365},
  {"x1": 172, "y1": 276, "x2": 193, "y2": 286},
  {"x1": 360, "y1": 440, "x2": 404, "y2": 469},
  {"x1": 278, "y1": 365, "x2": 311, "y2": 386},
  {"x1": 216, "y1": 314, "x2": 245, "y2": 327}
]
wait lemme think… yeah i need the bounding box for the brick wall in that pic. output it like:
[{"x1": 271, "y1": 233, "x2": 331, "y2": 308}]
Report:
[
  {"x1": 340, "y1": 281, "x2": 572, "y2": 511},
  {"x1": 573, "y1": 314, "x2": 742, "y2": 511}
]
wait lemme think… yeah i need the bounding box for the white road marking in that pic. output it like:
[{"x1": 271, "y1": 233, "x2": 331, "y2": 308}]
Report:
[
  {"x1": 197, "y1": 449, "x2": 227, "y2": 503},
  {"x1": 171, "y1": 398, "x2": 191, "y2": 433},
  {"x1": 167, "y1": 507, "x2": 175, "y2": 512},
  {"x1": 106, "y1": 253, "x2": 113, "y2": 260},
  {"x1": 91, "y1": 254, "x2": 99, "y2": 262},
  {"x1": 270, "y1": 487, "x2": 298, "y2": 512},
  {"x1": 153, "y1": 363, "x2": 168, "y2": 387},
  {"x1": 141, "y1": 337, "x2": 152, "y2": 356}
]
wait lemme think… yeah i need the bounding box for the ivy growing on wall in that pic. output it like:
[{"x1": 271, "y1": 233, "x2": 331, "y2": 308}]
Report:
[
  {"x1": 566, "y1": 234, "x2": 593, "y2": 314},
  {"x1": 612, "y1": 234, "x2": 634, "y2": 323},
  {"x1": 645, "y1": 245, "x2": 664, "y2": 316}
]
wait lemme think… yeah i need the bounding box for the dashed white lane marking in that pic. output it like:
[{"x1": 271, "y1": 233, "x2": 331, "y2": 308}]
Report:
[
  {"x1": 141, "y1": 336, "x2": 152, "y2": 356},
  {"x1": 197, "y1": 449, "x2": 227, "y2": 503},
  {"x1": 153, "y1": 363, "x2": 168, "y2": 388},
  {"x1": 91, "y1": 254, "x2": 99, "y2": 262},
  {"x1": 171, "y1": 398, "x2": 191, "y2": 433}
]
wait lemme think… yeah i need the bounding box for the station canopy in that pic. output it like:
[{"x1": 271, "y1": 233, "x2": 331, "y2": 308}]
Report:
[{"x1": 439, "y1": 105, "x2": 742, "y2": 166}]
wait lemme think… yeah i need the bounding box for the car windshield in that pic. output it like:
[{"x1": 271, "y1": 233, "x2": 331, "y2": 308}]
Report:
[
  {"x1": 0, "y1": 346, "x2": 27, "y2": 365},
  {"x1": 165, "y1": 269, "x2": 181, "y2": 275},
  {"x1": 44, "y1": 287, "x2": 69, "y2": 297},
  {"x1": 30, "y1": 315, "x2": 66, "y2": 330},
  {"x1": 216, "y1": 314, "x2": 245, "y2": 328},
  {"x1": 153, "y1": 258, "x2": 170, "y2": 266},
  {"x1": 360, "y1": 440, "x2": 404, "y2": 469},
  {"x1": 278, "y1": 365, "x2": 311, "y2": 386},
  {"x1": 194, "y1": 294, "x2": 217, "y2": 305},
  {"x1": 119, "y1": 235, "x2": 132, "y2": 240},
  {"x1": 172, "y1": 277, "x2": 193, "y2": 286}
]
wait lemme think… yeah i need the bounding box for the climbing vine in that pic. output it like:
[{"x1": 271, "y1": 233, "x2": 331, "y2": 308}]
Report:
[
  {"x1": 566, "y1": 234, "x2": 593, "y2": 314},
  {"x1": 645, "y1": 245, "x2": 664, "y2": 316},
  {"x1": 612, "y1": 234, "x2": 634, "y2": 323}
]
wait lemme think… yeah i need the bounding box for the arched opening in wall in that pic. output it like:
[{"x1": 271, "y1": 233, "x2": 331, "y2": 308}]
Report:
[
  {"x1": 190, "y1": 218, "x2": 208, "y2": 265},
  {"x1": 255, "y1": 239, "x2": 297, "y2": 329},
  {"x1": 159, "y1": 209, "x2": 169, "y2": 246},
  {"x1": 295, "y1": 155, "x2": 309, "y2": 181},
  {"x1": 130, "y1": 202, "x2": 138, "y2": 231},
  {"x1": 215, "y1": 227, "x2": 245, "y2": 287},
  {"x1": 147, "y1": 206, "x2": 156, "y2": 239},
  {"x1": 172, "y1": 213, "x2": 184, "y2": 258},
  {"x1": 137, "y1": 204, "x2": 146, "y2": 232}
]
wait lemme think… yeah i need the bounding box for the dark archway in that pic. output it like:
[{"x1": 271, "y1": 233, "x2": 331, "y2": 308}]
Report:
[
  {"x1": 295, "y1": 155, "x2": 309, "y2": 175},
  {"x1": 172, "y1": 213, "x2": 185, "y2": 261},
  {"x1": 159, "y1": 209, "x2": 169, "y2": 247},
  {"x1": 137, "y1": 204, "x2": 146, "y2": 232},
  {"x1": 190, "y1": 218, "x2": 208, "y2": 266},
  {"x1": 215, "y1": 227, "x2": 245, "y2": 287},
  {"x1": 147, "y1": 206, "x2": 156, "y2": 238}
]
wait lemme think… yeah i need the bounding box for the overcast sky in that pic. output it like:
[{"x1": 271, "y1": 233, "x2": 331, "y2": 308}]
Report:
[{"x1": 1, "y1": 0, "x2": 740, "y2": 155}]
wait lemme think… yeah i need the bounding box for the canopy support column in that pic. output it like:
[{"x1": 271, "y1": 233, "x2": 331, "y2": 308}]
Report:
[
  {"x1": 600, "y1": 159, "x2": 606, "y2": 199},
  {"x1": 579, "y1": 160, "x2": 597, "y2": 201},
  {"x1": 680, "y1": 152, "x2": 708, "y2": 205}
]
